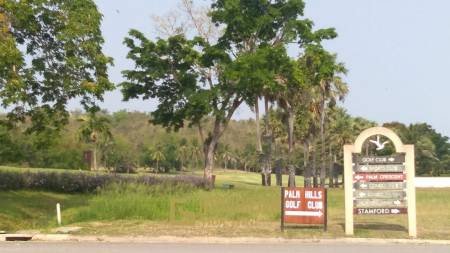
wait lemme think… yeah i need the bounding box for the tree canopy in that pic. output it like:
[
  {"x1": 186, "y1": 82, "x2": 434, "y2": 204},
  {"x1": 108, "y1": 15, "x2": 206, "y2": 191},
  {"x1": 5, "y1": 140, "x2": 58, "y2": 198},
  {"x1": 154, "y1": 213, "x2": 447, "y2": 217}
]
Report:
[{"x1": 0, "y1": 0, "x2": 113, "y2": 131}]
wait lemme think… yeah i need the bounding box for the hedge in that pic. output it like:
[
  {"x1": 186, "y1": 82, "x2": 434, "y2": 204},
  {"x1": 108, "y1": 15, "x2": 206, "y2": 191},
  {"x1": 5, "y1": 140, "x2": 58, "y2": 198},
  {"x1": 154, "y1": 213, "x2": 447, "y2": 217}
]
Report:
[{"x1": 0, "y1": 171, "x2": 206, "y2": 193}]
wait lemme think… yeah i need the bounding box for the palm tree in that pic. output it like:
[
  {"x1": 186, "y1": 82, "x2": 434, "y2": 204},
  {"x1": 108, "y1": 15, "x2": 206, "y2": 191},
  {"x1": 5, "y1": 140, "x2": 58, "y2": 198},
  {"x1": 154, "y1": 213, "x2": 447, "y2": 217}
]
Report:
[
  {"x1": 220, "y1": 145, "x2": 234, "y2": 170},
  {"x1": 303, "y1": 45, "x2": 348, "y2": 187},
  {"x1": 326, "y1": 107, "x2": 353, "y2": 187},
  {"x1": 78, "y1": 112, "x2": 112, "y2": 171},
  {"x1": 176, "y1": 145, "x2": 189, "y2": 170},
  {"x1": 152, "y1": 146, "x2": 165, "y2": 173},
  {"x1": 190, "y1": 138, "x2": 203, "y2": 169}
]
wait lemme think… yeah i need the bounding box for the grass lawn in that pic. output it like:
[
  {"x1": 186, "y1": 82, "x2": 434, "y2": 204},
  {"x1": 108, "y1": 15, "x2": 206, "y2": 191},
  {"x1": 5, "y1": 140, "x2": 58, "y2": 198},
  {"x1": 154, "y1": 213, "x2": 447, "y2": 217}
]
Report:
[{"x1": 0, "y1": 168, "x2": 449, "y2": 239}]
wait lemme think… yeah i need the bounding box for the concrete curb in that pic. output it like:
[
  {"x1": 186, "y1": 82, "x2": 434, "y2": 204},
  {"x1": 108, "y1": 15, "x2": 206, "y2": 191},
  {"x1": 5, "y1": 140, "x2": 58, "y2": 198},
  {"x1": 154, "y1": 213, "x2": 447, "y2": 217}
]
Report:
[{"x1": 1, "y1": 235, "x2": 447, "y2": 245}]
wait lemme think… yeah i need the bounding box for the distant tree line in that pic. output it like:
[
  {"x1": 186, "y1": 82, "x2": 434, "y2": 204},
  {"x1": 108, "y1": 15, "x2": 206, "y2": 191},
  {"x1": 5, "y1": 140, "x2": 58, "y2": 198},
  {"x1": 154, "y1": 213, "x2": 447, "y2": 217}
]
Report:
[{"x1": 0, "y1": 110, "x2": 448, "y2": 177}]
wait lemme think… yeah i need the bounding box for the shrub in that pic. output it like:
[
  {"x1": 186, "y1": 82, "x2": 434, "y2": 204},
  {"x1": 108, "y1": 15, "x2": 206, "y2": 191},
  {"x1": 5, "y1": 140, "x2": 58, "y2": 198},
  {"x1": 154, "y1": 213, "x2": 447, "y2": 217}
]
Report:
[{"x1": 0, "y1": 171, "x2": 206, "y2": 193}]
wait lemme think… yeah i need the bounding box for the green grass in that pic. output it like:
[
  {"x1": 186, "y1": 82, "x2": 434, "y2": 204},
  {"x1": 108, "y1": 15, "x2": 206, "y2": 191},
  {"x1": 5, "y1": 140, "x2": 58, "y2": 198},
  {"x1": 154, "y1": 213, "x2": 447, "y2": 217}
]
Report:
[
  {"x1": 0, "y1": 169, "x2": 449, "y2": 239},
  {"x1": 0, "y1": 191, "x2": 89, "y2": 231}
]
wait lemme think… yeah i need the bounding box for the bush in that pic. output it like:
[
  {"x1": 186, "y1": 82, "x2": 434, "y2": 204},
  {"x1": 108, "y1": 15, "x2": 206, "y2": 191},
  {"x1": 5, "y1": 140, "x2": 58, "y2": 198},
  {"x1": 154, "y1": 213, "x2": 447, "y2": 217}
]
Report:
[{"x1": 0, "y1": 171, "x2": 206, "y2": 193}]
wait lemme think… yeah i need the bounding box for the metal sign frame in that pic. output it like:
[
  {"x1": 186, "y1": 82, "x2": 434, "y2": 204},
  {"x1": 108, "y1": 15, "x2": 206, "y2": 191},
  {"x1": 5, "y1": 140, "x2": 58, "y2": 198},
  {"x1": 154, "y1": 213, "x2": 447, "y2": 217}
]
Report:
[{"x1": 343, "y1": 127, "x2": 417, "y2": 237}]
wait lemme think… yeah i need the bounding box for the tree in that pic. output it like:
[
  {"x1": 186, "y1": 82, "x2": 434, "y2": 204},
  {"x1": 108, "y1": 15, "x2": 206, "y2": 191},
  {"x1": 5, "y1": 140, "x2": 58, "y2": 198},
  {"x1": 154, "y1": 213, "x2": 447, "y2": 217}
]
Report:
[
  {"x1": 385, "y1": 122, "x2": 450, "y2": 176},
  {"x1": 176, "y1": 144, "x2": 190, "y2": 170},
  {"x1": 151, "y1": 146, "x2": 166, "y2": 173},
  {"x1": 303, "y1": 45, "x2": 348, "y2": 187},
  {"x1": 0, "y1": 0, "x2": 113, "y2": 131},
  {"x1": 211, "y1": 0, "x2": 335, "y2": 186},
  {"x1": 326, "y1": 107, "x2": 353, "y2": 186},
  {"x1": 78, "y1": 112, "x2": 112, "y2": 170},
  {"x1": 190, "y1": 138, "x2": 203, "y2": 168},
  {"x1": 121, "y1": 1, "x2": 311, "y2": 187}
]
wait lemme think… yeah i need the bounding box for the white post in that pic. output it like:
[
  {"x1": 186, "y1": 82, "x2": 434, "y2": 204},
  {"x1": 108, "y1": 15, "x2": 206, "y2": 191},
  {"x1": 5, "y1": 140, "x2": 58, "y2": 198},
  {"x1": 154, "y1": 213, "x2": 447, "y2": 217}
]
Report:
[
  {"x1": 56, "y1": 203, "x2": 62, "y2": 226},
  {"x1": 405, "y1": 145, "x2": 417, "y2": 238},
  {"x1": 344, "y1": 145, "x2": 354, "y2": 236}
]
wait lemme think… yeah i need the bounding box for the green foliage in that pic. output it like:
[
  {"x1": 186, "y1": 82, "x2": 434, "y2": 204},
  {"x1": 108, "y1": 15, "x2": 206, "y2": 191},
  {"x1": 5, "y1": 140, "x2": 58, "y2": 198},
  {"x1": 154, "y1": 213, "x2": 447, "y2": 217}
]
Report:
[
  {"x1": 0, "y1": 169, "x2": 206, "y2": 193},
  {"x1": 103, "y1": 137, "x2": 137, "y2": 173},
  {"x1": 385, "y1": 122, "x2": 450, "y2": 176},
  {"x1": 0, "y1": 0, "x2": 113, "y2": 130}
]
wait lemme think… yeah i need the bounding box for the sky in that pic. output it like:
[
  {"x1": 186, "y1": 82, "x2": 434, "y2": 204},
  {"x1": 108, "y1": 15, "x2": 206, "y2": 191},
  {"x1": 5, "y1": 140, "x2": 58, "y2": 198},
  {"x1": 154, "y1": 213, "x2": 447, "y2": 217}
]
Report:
[{"x1": 83, "y1": 0, "x2": 450, "y2": 137}]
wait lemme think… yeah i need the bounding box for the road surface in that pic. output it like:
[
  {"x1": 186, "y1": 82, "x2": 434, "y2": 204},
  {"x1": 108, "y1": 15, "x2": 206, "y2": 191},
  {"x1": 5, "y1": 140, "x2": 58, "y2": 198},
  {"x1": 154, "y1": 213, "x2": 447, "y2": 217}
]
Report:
[{"x1": 1, "y1": 242, "x2": 449, "y2": 253}]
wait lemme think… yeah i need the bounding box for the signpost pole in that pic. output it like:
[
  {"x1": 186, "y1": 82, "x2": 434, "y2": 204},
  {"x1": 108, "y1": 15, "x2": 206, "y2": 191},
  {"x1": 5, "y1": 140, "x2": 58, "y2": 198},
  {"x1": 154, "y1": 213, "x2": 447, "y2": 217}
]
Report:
[
  {"x1": 405, "y1": 145, "x2": 417, "y2": 238},
  {"x1": 344, "y1": 145, "x2": 354, "y2": 236},
  {"x1": 324, "y1": 189, "x2": 328, "y2": 232},
  {"x1": 280, "y1": 187, "x2": 284, "y2": 232}
]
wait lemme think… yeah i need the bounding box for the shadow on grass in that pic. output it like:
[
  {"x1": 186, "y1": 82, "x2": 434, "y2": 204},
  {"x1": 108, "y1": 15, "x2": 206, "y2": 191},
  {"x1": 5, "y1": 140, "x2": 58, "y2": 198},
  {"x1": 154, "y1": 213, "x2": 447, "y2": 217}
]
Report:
[
  {"x1": 282, "y1": 224, "x2": 326, "y2": 230},
  {"x1": 338, "y1": 222, "x2": 408, "y2": 232}
]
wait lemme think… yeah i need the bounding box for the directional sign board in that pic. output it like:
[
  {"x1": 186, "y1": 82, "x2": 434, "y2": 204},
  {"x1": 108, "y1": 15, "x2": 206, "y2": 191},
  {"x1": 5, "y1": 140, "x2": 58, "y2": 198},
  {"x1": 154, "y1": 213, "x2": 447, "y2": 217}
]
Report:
[
  {"x1": 354, "y1": 164, "x2": 405, "y2": 173},
  {"x1": 354, "y1": 190, "x2": 406, "y2": 199},
  {"x1": 354, "y1": 181, "x2": 406, "y2": 190},
  {"x1": 354, "y1": 208, "x2": 407, "y2": 215},
  {"x1": 353, "y1": 154, "x2": 407, "y2": 213},
  {"x1": 353, "y1": 173, "x2": 406, "y2": 182},
  {"x1": 353, "y1": 154, "x2": 405, "y2": 164},
  {"x1": 281, "y1": 187, "x2": 327, "y2": 231},
  {"x1": 354, "y1": 199, "x2": 407, "y2": 208},
  {"x1": 344, "y1": 127, "x2": 417, "y2": 237}
]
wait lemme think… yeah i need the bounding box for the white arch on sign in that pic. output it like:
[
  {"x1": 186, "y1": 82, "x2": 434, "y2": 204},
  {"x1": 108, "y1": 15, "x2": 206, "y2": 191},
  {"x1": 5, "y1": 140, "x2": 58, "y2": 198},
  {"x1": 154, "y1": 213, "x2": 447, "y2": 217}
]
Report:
[
  {"x1": 344, "y1": 126, "x2": 416, "y2": 238},
  {"x1": 353, "y1": 126, "x2": 404, "y2": 153}
]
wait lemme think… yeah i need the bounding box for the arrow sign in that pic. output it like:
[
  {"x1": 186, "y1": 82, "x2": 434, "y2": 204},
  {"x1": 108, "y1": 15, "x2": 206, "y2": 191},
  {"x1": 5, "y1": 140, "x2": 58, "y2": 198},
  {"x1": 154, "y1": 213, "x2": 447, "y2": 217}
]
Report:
[
  {"x1": 354, "y1": 208, "x2": 408, "y2": 215},
  {"x1": 354, "y1": 199, "x2": 407, "y2": 208},
  {"x1": 354, "y1": 174, "x2": 365, "y2": 180},
  {"x1": 353, "y1": 154, "x2": 405, "y2": 164},
  {"x1": 354, "y1": 182, "x2": 406, "y2": 190},
  {"x1": 285, "y1": 210, "x2": 323, "y2": 217},
  {"x1": 354, "y1": 164, "x2": 405, "y2": 173},
  {"x1": 354, "y1": 190, "x2": 406, "y2": 199},
  {"x1": 353, "y1": 173, "x2": 406, "y2": 182}
]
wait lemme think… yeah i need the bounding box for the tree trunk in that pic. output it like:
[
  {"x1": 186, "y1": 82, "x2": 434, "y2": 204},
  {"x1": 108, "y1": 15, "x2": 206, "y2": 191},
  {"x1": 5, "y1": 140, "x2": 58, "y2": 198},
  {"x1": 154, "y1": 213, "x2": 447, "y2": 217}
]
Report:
[
  {"x1": 328, "y1": 143, "x2": 333, "y2": 188},
  {"x1": 320, "y1": 95, "x2": 326, "y2": 187},
  {"x1": 287, "y1": 107, "x2": 295, "y2": 154},
  {"x1": 203, "y1": 118, "x2": 223, "y2": 188},
  {"x1": 261, "y1": 96, "x2": 272, "y2": 186},
  {"x1": 255, "y1": 98, "x2": 262, "y2": 153},
  {"x1": 93, "y1": 146, "x2": 97, "y2": 171},
  {"x1": 312, "y1": 137, "x2": 319, "y2": 188},
  {"x1": 204, "y1": 141, "x2": 216, "y2": 188},
  {"x1": 304, "y1": 140, "x2": 311, "y2": 188},
  {"x1": 334, "y1": 154, "x2": 339, "y2": 188},
  {"x1": 312, "y1": 139, "x2": 318, "y2": 188}
]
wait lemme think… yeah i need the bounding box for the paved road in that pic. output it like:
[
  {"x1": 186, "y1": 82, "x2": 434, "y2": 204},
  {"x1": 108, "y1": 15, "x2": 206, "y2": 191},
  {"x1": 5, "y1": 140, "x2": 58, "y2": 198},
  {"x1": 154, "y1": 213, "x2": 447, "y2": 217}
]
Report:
[{"x1": 1, "y1": 242, "x2": 449, "y2": 253}]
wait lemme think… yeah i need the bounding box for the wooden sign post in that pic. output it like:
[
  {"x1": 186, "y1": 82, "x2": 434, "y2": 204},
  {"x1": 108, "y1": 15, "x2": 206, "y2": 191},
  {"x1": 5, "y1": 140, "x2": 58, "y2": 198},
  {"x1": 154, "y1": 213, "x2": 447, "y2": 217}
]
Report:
[
  {"x1": 344, "y1": 127, "x2": 417, "y2": 237},
  {"x1": 281, "y1": 187, "x2": 327, "y2": 231}
]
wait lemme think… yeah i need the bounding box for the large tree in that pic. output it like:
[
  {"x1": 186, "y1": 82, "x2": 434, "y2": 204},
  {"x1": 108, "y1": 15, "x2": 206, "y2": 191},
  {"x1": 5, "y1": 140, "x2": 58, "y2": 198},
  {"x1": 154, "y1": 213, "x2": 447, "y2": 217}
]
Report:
[
  {"x1": 121, "y1": 0, "x2": 317, "y2": 186},
  {"x1": 211, "y1": 0, "x2": 336, "y2": 185},
  {"x1": 0, "y1": 0, "x2": 113, "y2": 131}
]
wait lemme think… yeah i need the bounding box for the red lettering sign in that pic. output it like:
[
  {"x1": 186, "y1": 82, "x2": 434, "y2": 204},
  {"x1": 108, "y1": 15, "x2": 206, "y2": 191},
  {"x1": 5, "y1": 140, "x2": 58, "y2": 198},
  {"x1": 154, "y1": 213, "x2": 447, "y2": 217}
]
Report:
[
  {"x1": 353, "y1": 173, "x2": 406, "y2": 182},
  {"x1": 281, "y1": 187, "x2": 327, "y2": 226}
]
